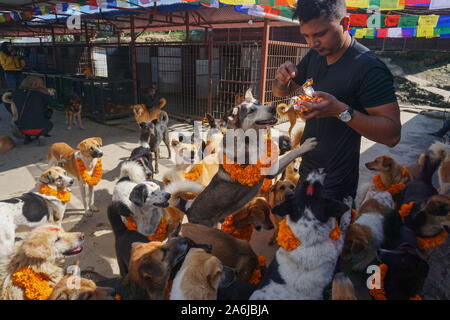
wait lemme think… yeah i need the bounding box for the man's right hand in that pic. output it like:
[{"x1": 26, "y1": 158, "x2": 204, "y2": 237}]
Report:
[{"x1": 275, "y1": 61, "x2": 298, "y2": 85}]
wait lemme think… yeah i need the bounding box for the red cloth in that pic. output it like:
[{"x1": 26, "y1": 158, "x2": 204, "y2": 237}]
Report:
[
  {"x1": 349, "y1": 14, "x2": 369, "y2": 27},
  {"x1": 385, "y1": 15, "x2": 400, "y2": 27},
  {"x1": 376, "y1": 28, "x2": 388, "y2": 38},
  {"x1": 21, "y1": 129, "x2": 43, "y2": 136}
]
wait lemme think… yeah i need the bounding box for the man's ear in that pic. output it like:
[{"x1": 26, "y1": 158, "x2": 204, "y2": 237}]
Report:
[{"x1": 341, "y1": 16, "x2": 350, "y2": 31}]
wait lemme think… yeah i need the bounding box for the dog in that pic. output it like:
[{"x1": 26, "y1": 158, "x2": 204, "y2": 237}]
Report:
[
  {"x1": 249, "y1": 170, "x2": 352, "y2": 300},
  {"x1": 0, "y1": 166, "x2": 74, "y2": 258},
  {"x1": 365, "y1": 155, "x2": 412, "y2": 191},
  {"x1": 131, "y1": 92, "x2": 167, "y2": 127},
  {"x1": 169, "y1": 88, "x2": 318, "y2": 227},
  {"x1": 128, "y1": 146, "x2": 154, "y2": 180},
  {"x1": 180, "y1": 223, "x2": 262, "y2": 283},
  {"x1": 0, "y1": 136, "x2": 14, "y2": 153},
  {"x1": 428, "y1": 141, "x2": 450, "y2": 195},
  {"x1": 47, "y1": 137, "x2": 103, "y2": 216},
  {"x1": 169, "y1": 247, "x2": 236, "y2": 300},
  {"x1": 48, "y1": 261, "x2": 116, "y2": 300},
  {"x1": 276, "y1": 102, "x2": 306, "y2": 137},
  {"x1": 65, "y1": 98, "x2": 85, "y2": 130},
  {"x1": 267, "y1": 179, "x2": 297, "y2": 245},
  {"x1": 139, "y1": 111, "x2": 171, "y2": 174},
  {"x1": 0, "y1": 224, "x2": 84, "y2": 300},
  {"x1": 342, "y1": 189, "x2": 394, "y2": 272},
  {"x1": 331, "y1": 273, "x2": 357, "y2": 300}
]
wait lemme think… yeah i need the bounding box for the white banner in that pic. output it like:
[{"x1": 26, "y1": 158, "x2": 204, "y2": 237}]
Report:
[{"x1": 430, "y1": 0, "x2": 450, "y2": 10}]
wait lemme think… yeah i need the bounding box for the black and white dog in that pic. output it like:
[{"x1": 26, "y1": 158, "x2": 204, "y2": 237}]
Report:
[
  {"x1": 139, "y1": 111, "x2": 171, "y2": 174},
  {"x1": 0, "y1": 166, "x2": 74, "y2": 257},
  {"x1": 250, "y1": 170, "x2": 352, "y2": 300},
  {"x1": 128, "y1": 146, "x2": 154, "y2": 180}
]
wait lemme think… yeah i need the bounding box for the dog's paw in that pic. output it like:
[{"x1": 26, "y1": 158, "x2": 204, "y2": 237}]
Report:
[
  {"x1": 85, "y1": 209, "x2": 94, "y2": 217},
  {"x1": 299, "y1": 137, "x2": 318, "y2": 153}
]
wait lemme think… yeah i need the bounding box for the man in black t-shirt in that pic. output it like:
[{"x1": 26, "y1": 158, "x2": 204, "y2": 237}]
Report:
[{"x1": 273, "y1": 0, "x2": 401, "y2": 201}]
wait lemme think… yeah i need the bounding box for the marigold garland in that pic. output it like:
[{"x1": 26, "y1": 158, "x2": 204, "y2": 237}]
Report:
[
  {"x1": 329, "y1": 220, "x2": 341, "y2": 241},
  {"x1": 12, "y1": 266, "x2": 53, "y2": 300},
  {"x1": 75, "y1": 157, "x2": 102, "y2": 187},
  {"x1": 373, "y1": 168, "x2": 408, "y2": 196},
  {"x1": 221, "y1": 214, "x2": 254, "y2": 242},
  {"x1": 248, "y1": 256, "x2": 266, "y2": 285},
  {"x1": 276, "y1": 218, "x2": 301, "y2": 251},
  {"x1": 222, "y1": 138, "x2": 278, "y2": 187},
  {"x1": 126, "y1": 216, "x2": 168, "y2": 242},
  {"x1": 184, "y1": 164, "x2": 203, "y2": 181},
  {"x1": 351, "y1": 209, "x2": 358, "y2": 224},
  {"x1": 260, "y1": 179, "x2": 273, "y2": 193},
  {"x1": 416, "y1": 230, "x2": 448, "y2": 250},
  {"x1": 39, "y1": 184, "x2": 71, "y2": 203},
  {"x1": 398, "y1": 201, "x2": 414, "y2": 223}
]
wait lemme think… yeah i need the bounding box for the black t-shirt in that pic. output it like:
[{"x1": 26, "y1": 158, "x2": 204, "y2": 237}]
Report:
[{"x1": 292, "y1": 36, "x2": 397, "y2": 201}]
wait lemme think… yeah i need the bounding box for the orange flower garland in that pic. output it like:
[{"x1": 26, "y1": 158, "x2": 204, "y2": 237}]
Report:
[
  {"x1": 184, "y1": 164, "x2": 203, "y2": 181},
  {"x1": 221, "y1": 214, "x2": 254, "y2": 242},
  {"x1": 351, "y1": 209, "x2": 359, "y2": 224},
  {"x1": 373, "y1": 167, "x2": 408, "y2": 196},
  {"x1": 276, "y1": 218, "x2": 301, "y2": 251},
  {"x1": 260, "y1": 179, "x2": 273, "y2": 193},
  {"x1": 248, "y1": 256, "x2": 266, "y2": 285},
  {"x1": 12, "y1": 266, "x2": 53, "y2": 300},
  {"x1": 222, "y1": 138, "x2": 278, "y2": 187},
  {"x1": 126, "y1": 216, "x2": 168, "y2": 242},
  {"x1": 76, "y1": 157, "x2": 102, "y2": 187},
  {"x1": 416, "y1": 230, "x2": 448, "y2": 250},
  {"x1": 39, "y1": 184, "x2": 71, "y2": 203},
  {"x1": 369, "y1": 264, "x2": 422, "y2": 300},
  {"x1": 398, "y1": 201, "x2": 414, "y2": 223},
  {"x1": 329, "y1": 220, "x2": 341, "y2": 241}
]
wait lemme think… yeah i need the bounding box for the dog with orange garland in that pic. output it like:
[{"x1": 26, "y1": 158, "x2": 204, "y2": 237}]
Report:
[{"x1": 47, "y1": 137, "x2": 103, "y2": 216}]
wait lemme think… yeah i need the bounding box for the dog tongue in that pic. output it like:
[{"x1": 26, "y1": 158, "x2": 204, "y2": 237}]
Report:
[{"x1": 64, "y1": 245, "x2": 83, "y2": 256}]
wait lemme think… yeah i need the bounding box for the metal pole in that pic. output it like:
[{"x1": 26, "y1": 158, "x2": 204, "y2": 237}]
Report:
[
  {"x1": 207, "y1": 28, "x2": 213, "y2": 115},
  {"x1": 130, "y1": 16, "x2": 138, "y2": 104},
  {"x1": 259, "y1": 19, "x2": 270, "y2": 104},
  {"x1": 51, "y1": 26, "x2": 57, "y2": 71},
  {"x1": 185, "y1": 11, "x2": 190, "y2": 41}
]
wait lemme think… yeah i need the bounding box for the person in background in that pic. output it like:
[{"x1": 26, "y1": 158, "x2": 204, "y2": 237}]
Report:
[
  {"x1": 0, "y1": 42, "x2": 26, "y2": 90},
  {"x1": 12, "y1": 76, "x2": 55, "y2": 145}
]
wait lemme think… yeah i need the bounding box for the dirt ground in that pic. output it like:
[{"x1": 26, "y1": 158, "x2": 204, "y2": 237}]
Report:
[{"x1": 0, "y1": 101, "x2": 448, "y2": 299}]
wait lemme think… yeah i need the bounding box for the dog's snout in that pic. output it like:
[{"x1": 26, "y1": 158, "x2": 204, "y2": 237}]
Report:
[{"x1": 69, "y1": 179, "x2": 74, "y2": 186}]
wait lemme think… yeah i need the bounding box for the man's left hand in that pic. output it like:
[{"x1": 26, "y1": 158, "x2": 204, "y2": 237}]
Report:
[{"x1": 301, "y1": 91, "x2": 348, "y2": 120}]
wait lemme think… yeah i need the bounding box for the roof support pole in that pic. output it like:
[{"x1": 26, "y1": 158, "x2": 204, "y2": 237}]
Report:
[
  {"x1": 207, "y1": 28, "x2": 213, "y2": 115},
  {"x1": 51, "y1": 26, "x2": 57, "y2": 71},
  {"x1": 259, "y1": 19, "x2": 270, "y2": 103},
  {"x1": 185, "y1": 11, "x2": 190, "y2": 41},
  {"x1": 130, "y1": 16, "x2": 138, "y2": 104}
]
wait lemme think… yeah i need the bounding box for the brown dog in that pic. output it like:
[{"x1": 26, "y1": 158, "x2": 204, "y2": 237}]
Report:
[
  {"x1": 0, "y1": 136, "x2": 14, "y2": 153},
  {"x1": 180, "y1": 223, "x2": 260, "y2": 282},
  {"x1": 365, "y1": 155, "x2": 412, "y2": 191},
  {"x1": 429, "y1": 141, "x2": 450, "y2": 194},
  {"x1": 47, "y1": 137, "x2": 103, "y2": 216},
  {"x1": 130, "y1": 99, "x2": 167, "y2": 127},
  {"x1": 65, "y1": 98, "x2": 85, "y2": 130},
  {"x1": 276, "y1": 103, "x2": 306, "y2": 137},
  {"x1": 268, "y1": 180, "x2": 296, "y2": 245}
]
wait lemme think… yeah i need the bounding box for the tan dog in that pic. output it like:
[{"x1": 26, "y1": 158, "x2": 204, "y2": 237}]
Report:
[
  {"x1": 331, "y1": 273, "x2": 357, "y2": 300},
  {"x1": 365, "y1": 155, "x2": 412, "y2": 191},
  {"x1": 268, "y1": 180, "x2": 296, "y2": 245},
  {"x1": 276, "y1": 103, "x2": 306, "y2": 137},
  {"x1": 342, "y1": 189, "x2": 394, "y2": 272},
  {"x1": 0, "y1": 136, "x2": 14, "y2": 153},
  {"x1": 180, "y1": 223, "x2": 260, "y2": 282},
  {"x1": 124, "y1": 236, "x2": 190, "y2": 300},
  {"x1": 429, "y1": 141, "x2": 450, "y2": 194},
  {"x1": 282, "y1": 122, "x2": 303, "y2": 185},
  {"x1": 130, "y1": 98, "x2": 167, "y2": 127},
  {"x1": 169, "y1": 248, "x2": 236, "y2": 300},
  {"x1": 47, "y1": 137, "x2": 103, "y2": 216},
  {"x1": 65, "y1": 98, "x2": 85, "y2": 130},
  {"x1": 0, "y1": 224, "x2": 84, "y2": 300},
  {"x1": 162, "y1": 138, "x2": 219, "y2": 187}
]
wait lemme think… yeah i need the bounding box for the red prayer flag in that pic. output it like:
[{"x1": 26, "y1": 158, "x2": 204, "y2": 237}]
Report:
[
  {"x1": 349, "y1": 13, "x2": 368, "y2": 27},
  {"x1": 385, "y1": 14, "x2": 400, "y2": 27},
  {"x1": 376, "y1": 28, "x2": 388, "y2": 38}
]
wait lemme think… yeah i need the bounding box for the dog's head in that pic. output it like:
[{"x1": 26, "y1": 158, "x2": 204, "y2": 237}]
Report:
[
  {"x1": 408, "y1": 194, "x2": 450, "y2": 236},
  {"x1": 377, "y1": 243, "x2": 429, "y2": 300},
  {"x1": 271, "y1": 180, "x2": 296, "y2": 208},
  {"x1": 129, "y1": 146, "x2": 154, "y2": 180},
  {"x1": 77, "y1": 137, "x2": 103, "y2": 159},
  {"x1": 176, "y1": 248, "x2": 236, "y2": 299},
  {"x1": 69, "y1": 99, "x2": 81, "y2": 112},
  {"x1": 17, "y1": 225, "x2": 84, "y2": 263},
  {"x1": 171, "y1": 138, "x2": 204, "y2": 165},
  {"x1": 49, "y1": 269, "x2": 116, "y2": 300},
  {"x1": 129, "y1": 181, "x2": 171, "y2": 235},
  {"x1": 39, "y1": 166, "x2": 74, "y2": 189},
  {"x1": 127, "y1": 235, "x2": 191, "y2": 300},
  {"x1": 224, "y1": 88, "x2": 277, "y2": 131},
  {"x1": 233, "y1": 197, "x2": 274, "y2": 231},
  {"x1": 342, "y1": 224, "x2": 370, "y2": 262},
  {"x1": 130, "y1": 104, "x2": 147, "y2": 116},
  {"x1": 365, "y1": 155, "x2": 397, "y2": 173}
]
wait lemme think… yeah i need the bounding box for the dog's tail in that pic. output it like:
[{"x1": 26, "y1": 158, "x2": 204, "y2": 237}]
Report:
[
  {"x1": 332, "y1": 273, "x2": 357, "y2": 300},
  {"x1": 276, "y1": 103, "x2": 291, "y2": 117},
  {"x1": 420, "y1": 152, "x2": 442, "y2": 184},
  {"x1": 2, "y1": 92, "x2": 18, "y2": 122},
  {"x1": 290, "y1": 122, "x2": 304, "y2": 148},
  {"x1": 107, "y1": 202, "x2": 133, "y2": 238},
  {"x1": 158, "y1": 110, "x2": 169, "y2": 126},
  {"x1": 119, "y1": 161, "x2": 146, "y2": 184},
  {"x1": 158, "y1": 97, "x2": 167, "y2": 110},
  {"x1": 429, "y1": 141, "x2": 450, "y2": 162},
  {"x1": 165, "y1": 180, "x2": 204, "y2": 212}
]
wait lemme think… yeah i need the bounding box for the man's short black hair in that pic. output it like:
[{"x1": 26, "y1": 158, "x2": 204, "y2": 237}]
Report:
[{"x1": 293, "y1": 0, "x2": 347, "y2": 23}]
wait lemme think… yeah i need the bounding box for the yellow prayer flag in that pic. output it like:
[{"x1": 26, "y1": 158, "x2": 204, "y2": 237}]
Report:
[
  {"x1": 355, "y1": 28, "x2": 367, "y2": 38},
  {"x1": 418, "y1": 15, "x2": 439, "y2": 28},
  {"x1": 417, "y1": 26, "x2": 437, "y2": 38},
  {"x1": 380, "y1": 0, "x2": 405, "y2": 10},
  {"x1": 346, "y1": 0, "x2": 370, "y2": 8}
]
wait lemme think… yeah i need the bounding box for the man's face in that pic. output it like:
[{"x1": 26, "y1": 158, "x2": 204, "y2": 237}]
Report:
[{"x1": 299, "y1": 14, "x2": 348, "y2": 57}]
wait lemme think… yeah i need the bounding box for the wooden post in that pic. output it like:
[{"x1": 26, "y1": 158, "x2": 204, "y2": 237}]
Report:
[
  {"x1": 207, "y1": 28, "x2": 213, "y2": 115},
  {"x1": 259, "y1": 19, "x2": 270, "y2": 104},
  {"x1": 130, "y1": 16, "x2": 138, "y2": 104},
  {"x1": 185, "y1": 11, "x2": 190, "y2": 41},
  {"x1": 85, "y1": 21, "x2": 93, "y2": 74}
]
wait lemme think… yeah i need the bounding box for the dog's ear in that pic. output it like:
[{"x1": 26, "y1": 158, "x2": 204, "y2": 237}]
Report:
[
  {"x1": 39, "y1": 171, "x2": 53, "y2": 185},
  {"x1": 225, "y1": 106, "x2": 240, "y2": 123},
  {"x1": 93, "y1": 137, "x2": 102, "y2": 146},
  {"x1": 171, "y1": 139, "x2": 180, "y2": 147},
  {"x1": 139, "y1": 122, "x2": 147, "y2": 129},
  {"x1": 21, "y1": 233, "x2": 52, "y2": 260},
  {"x1": 151, "y1": 119, "x2": 158, "y2": 125},
  {"x1": 131, "y1": 242, "x2": 146, "y2": 250},
  {"x1": 351, "y1": 239, "x2": 366, "y2": 255},
  {"x1": 219, "y1": 265, "x2": 237, "y2": 289},
  {"x1": 205, "y1": 256, "x2": 224, "y2": 289},
  {"x1": 129, "y1": 184, "x2": 148, "y2": 207},
  {"x1": 244, "y1": 87, "x2": 253, "y2": 101},
  {"x1": 381, "y1": 156, "x2": 393, "y2": 169}
]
